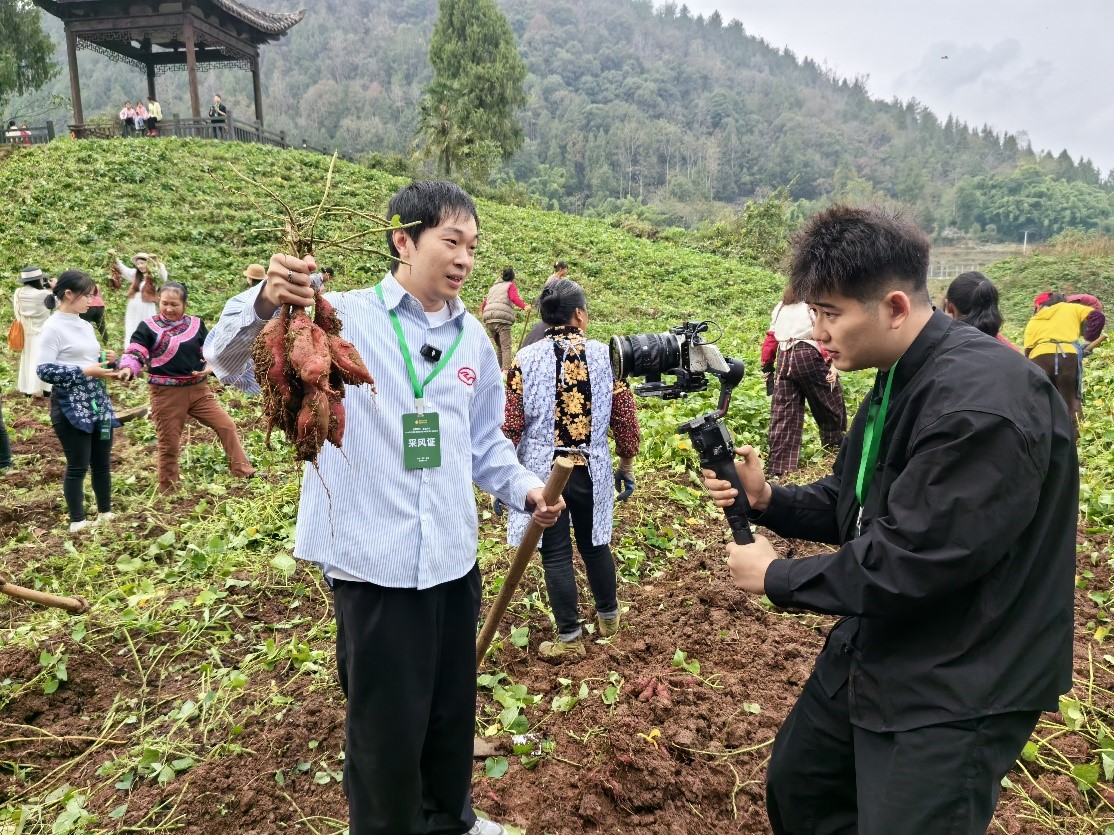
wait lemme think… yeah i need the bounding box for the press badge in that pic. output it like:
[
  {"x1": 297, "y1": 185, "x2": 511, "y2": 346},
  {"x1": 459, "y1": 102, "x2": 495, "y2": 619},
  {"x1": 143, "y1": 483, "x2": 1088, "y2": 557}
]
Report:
[{"x1": 403, "y1": 412, "x2": 441, "y2": 469}]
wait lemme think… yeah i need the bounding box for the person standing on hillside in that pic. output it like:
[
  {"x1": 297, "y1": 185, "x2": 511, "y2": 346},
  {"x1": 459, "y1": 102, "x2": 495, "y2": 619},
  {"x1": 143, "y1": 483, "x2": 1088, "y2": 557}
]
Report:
[
  {"x1": 208, "y1": 94, "x2": 228, "y2": 138},
  {"x1": 503, "y1": 279, "x2": 640, "y2": 659},
  {"x1": 0, "y1": 397, "x2": 11, "y2": 472},
  {"x1": 80, "y1": 280, "x2": 110, "y2": 344},
  {"x1": 36, "y1": 270, "x2": 129, "y2": 533},
  {"x1": 481, "y1": 266, "x2": 529, "y2": 370},
  {"x1": 205, "y1": 180, "x2": 563, "y2": 835},
  {"x1": 521, "y1": 260, "x2": 570, "y2": 348},
  {"x1": 765, "y1": 286, "x2": 845, "y2": 478},
  {"x1": 118, "y1": 282, "x2": 255, "y2": 493},
  {"x1": 13, "y1": 266, "x2": 53, "y2": 398},
  {"x1": 545, "y1": 260, "x2": 569, "y2": 286},
  {"x1": 114, "y1": 252, "x2": 165, "y2": 349},
  {"x1": 703, "y1": 206, "x2": 1076, "y2": 835}
]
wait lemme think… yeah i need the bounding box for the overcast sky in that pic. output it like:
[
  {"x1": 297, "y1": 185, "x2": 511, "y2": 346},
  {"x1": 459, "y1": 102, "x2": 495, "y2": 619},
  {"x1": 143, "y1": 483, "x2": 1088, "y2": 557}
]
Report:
[{"x1": 681, "y1": 0, "x2": 1114, "y2": 175}]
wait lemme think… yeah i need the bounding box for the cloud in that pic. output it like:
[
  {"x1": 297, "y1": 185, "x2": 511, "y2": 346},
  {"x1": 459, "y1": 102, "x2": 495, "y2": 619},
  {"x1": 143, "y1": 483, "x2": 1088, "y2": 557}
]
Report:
[{"x1": 896, "y1": 39, "x2": 1030, "y2": 96}]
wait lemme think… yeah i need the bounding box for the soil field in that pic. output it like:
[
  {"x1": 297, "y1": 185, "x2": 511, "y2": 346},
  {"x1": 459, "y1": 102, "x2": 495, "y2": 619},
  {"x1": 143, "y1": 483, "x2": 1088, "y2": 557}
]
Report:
[{"x1": 1, "y1": 393, "x2": 1112, "y2": 834}]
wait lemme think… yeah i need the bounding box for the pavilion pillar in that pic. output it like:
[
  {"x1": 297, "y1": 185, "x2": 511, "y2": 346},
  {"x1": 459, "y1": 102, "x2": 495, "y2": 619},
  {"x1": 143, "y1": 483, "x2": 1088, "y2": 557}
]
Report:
[
  {"x1": 64, "y1": 25, "x2": 84, "y2": 126},
  {"x1": 142, "y1": 40, "x2": 156, "y2": 100},
  {"x1": 252, "y1": 56, "x2": 264, "y2": 125},
  {"x1": 183, "y1": 14, "x2": 201, "y2": 119}
]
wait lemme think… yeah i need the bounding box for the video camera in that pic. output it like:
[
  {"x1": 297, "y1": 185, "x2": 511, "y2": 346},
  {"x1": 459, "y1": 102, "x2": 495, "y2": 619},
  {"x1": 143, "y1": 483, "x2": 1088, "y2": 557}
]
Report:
[{"x1": 610, "y1": 322, "x2": 754, "y2": 545}]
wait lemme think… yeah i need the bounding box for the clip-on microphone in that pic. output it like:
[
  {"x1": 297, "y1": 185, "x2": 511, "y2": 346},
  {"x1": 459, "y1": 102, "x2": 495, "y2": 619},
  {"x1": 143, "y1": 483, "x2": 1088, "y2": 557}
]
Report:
[{"x1": 420, "y1": 344, "x2": 443, "y2": 363}]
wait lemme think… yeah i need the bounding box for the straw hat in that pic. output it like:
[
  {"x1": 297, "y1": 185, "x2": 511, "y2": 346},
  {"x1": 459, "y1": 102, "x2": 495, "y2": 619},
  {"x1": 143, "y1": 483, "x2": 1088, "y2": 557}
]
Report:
[
  {"x1": 244, "y1": 263, "x2": 266, "y2": 283},
  {"x1": 132, "y1": 252, "x2": 153, "y2": 266},
  {"x1": 18, "y1": 265, "x2": 48, "y2": 284}
]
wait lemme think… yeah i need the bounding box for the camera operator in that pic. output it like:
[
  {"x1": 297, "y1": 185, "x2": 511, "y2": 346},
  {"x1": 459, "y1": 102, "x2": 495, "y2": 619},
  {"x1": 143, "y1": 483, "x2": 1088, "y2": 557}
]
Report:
[
  {"x1": 703, "y1": 206, "x2": 1076, "y2": 835},
  {"x1": 503, "y1": 280, "x2": 641, "y2": 660}
]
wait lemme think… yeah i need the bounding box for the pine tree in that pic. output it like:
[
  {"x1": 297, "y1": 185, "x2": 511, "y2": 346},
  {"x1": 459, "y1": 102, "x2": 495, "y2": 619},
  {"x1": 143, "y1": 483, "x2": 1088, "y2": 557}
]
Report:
[
  {"x1": 0, "y1": 0, "x2": 57, "y2": 112},
  {"x1": 416, "y1": 0, "x2": 527, "y2": 176}
]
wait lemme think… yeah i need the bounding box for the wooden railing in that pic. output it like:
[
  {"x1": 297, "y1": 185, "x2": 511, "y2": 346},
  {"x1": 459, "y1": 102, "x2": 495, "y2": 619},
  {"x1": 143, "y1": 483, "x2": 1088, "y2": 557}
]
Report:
[
  {"x1": 9, "y1": 112, "x2": 351, "y2": 161},
  {"x1": 2, "y1": 122, "x2": 56, "y2": 145}
]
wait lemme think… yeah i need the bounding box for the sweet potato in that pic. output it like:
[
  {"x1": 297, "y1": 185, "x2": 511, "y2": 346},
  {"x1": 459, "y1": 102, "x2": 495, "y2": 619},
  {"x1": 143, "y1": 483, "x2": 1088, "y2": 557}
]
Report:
[
  {"x1": 250, "y1": 298, "x2": 374, "y2": 462},
  {"x1": 328, "y1": 333, "x2": 376, "y2": 388}
]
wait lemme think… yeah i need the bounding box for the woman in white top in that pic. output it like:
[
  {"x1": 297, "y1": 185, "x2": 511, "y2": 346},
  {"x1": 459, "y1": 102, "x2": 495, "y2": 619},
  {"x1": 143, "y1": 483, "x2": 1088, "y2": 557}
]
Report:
[
  {"x1": 767, "y1": 286, "x2": 846, "y2": 477},
  {"x1": 12, "y1": 266, "x2": 53, "y2": 396},
  {"x1": 35, "y1": 270, "x2": 129, "y2": 533},
  {"x1": 113, "y1": 252, "x2": 165, "y2": 349}
]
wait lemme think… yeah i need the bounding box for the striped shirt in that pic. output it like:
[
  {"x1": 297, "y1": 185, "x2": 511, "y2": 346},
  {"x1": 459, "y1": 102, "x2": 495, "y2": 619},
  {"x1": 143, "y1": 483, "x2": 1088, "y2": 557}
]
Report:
[{"x1": 204, "y1": 272, "x2": 543, "y2": 588}]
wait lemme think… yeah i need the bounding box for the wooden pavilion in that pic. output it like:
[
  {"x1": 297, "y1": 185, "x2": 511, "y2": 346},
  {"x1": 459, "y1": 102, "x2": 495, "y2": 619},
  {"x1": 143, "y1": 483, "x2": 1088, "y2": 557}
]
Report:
[{"x1": 32, "y1": 0, "x2": 304, "y2": 128}]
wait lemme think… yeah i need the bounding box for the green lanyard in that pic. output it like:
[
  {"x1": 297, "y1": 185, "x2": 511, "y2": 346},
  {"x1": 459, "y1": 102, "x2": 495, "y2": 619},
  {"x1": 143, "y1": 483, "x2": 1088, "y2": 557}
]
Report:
[
  {"x1": 855, "y1": 361, "x2": 897, "y2": 512},
  {"x1": 375, "y1": 284, "x2": 464, "y2": 410}
]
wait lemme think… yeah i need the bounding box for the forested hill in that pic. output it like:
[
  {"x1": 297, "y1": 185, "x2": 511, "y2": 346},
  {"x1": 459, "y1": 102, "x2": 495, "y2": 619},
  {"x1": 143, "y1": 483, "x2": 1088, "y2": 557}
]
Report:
[{"x1": 12, "y1": 0, "x2": 1112, "y2": 232}]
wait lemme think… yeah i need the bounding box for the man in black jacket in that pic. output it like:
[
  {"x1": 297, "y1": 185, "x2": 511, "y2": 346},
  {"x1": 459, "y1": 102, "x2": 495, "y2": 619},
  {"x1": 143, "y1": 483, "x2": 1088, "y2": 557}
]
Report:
[{"x1": 705, "y1": 206, "x2": 1076, "y2": 834}]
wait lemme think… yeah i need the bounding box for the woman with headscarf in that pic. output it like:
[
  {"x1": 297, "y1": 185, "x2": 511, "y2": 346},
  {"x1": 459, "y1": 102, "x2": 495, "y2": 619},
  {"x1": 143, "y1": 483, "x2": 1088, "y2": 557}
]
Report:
[
  {"x1": 35, "y1": 270, "x2": 128, "y2": 533},
  {"x1": 113, "y1": 251, "x2": 165, "y2": 349},
  {"x1": 119, "y1": 282, "x2": 255, "y2": 494},
  {"x1": 12, "y1": 266, "x2": 53, "y2": 397},
  {"x1": 503, "y1": 280, "x2": 641, "y2": 660}
]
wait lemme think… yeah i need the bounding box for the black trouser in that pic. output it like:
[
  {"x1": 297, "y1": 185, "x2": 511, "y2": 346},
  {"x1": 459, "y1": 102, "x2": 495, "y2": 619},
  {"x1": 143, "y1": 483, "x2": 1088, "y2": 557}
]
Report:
[
  {"x1": 767, "y1": 662, "x2": 1041, "y2": 834},
  {"x1": 79, "y1": 305, "x2": 109, "y2": 345},
  {"x1": 51, "y1": 406, "x2": 113, "y2": 522},
  {"x1": 0, "y1": 401, "x2": 11, "y2": 468},
  {"x1": 539, "y1": 464, "x2": 618, "y2": 638},
  {"x1": 1032, "y1": 352, "x2": 1081, "y2": 441},
  {"x1": 332, "y1": 566, "x2": 480, "y2": 835}
]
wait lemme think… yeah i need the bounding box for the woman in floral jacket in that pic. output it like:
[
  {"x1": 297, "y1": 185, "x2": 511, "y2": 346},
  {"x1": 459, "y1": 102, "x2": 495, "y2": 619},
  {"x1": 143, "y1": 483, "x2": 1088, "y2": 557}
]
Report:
[
  {"x1": 503, "y1": 280, "x2": 641, "y2": 660},
  {"x1": 36, "y1": 270, "x2": 129, "y2": 533}
]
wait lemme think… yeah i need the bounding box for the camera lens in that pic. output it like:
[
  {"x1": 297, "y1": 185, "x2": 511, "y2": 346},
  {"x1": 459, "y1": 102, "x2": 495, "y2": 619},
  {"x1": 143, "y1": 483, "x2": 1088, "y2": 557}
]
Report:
[{"x1": 609, "y1": 332, "x2": 682, "y2": 379}]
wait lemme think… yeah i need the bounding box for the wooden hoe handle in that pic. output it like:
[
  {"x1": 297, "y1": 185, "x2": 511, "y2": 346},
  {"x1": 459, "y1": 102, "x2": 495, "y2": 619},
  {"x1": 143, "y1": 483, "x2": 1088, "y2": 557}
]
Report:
[
  {"x1": 476, "y1": 457, "x2": 574, "y2": 669},
  {"x1": 0, "y1": 578, "x2": 90, "y2": 615}
]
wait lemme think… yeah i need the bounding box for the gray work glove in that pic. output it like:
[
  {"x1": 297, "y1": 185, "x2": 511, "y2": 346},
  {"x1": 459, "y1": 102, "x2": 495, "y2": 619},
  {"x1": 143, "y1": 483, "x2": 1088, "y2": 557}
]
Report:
[{"x1": 614, "y1": 470, "x2": 635, "y2": 501}]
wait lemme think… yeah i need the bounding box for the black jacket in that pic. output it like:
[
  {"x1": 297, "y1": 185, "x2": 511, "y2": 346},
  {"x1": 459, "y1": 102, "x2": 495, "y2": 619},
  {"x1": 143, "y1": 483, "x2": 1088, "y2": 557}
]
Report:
[{"x1": 758, "y1": 310, "x2": 1076, "y2": 732}]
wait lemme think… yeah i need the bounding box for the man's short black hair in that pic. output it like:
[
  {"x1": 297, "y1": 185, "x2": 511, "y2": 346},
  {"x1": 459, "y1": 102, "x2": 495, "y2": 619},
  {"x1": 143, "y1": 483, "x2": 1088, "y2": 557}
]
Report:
[
  {"x1": 789, "y1": 206, "x2": 930, "y2": 304},
  {"x1": 386, "y1": 181, "x2": 479, "y2": 269}
]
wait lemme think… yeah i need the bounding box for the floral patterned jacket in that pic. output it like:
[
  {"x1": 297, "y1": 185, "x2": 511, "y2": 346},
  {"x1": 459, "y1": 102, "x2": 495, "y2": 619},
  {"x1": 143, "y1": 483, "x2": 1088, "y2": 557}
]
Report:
[{"x1": 35, "y1": 363, "x2": 120, "y2": 433}]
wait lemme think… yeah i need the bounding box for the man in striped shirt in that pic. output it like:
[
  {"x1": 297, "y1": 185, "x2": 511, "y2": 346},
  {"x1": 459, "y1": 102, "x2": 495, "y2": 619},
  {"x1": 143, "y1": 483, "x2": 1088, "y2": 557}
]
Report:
[{"x1": 206, "y1": 181, "x2": 563, "y2": 835}]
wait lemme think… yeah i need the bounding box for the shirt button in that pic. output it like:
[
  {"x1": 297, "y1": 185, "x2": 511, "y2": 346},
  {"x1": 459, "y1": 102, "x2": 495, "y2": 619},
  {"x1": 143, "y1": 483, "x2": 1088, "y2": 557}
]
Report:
[
  {"x1": 423, "y1": 474, "x2": 430, "y2": 484},
  {"x1": 422, "y1": 514, "x2": 431, "y2": 522}
]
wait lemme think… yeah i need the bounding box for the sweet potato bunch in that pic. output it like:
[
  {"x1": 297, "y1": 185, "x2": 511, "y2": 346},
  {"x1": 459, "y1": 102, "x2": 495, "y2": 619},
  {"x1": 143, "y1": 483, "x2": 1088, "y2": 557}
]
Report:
[{"x1": 252, "y1": 290, "x2": 375, "y2": 463}]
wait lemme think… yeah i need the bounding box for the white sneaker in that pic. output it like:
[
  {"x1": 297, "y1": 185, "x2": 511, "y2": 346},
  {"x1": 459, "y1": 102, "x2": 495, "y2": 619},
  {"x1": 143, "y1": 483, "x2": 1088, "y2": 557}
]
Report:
[
  {"x1": 69, "y1": 520, "x2": 90, "y2": 534},
  {"x1": 95, "y1": 512, "x2": 117, "y2": 526},
  {"x1": 467, "y1": 819, "x2": 508, "y2": 835}
]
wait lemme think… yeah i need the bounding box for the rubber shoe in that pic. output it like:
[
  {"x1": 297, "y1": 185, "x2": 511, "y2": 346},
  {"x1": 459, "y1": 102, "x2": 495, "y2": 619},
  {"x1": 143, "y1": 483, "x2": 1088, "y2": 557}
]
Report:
[
  {"x1": 69, "y1": 520, "x2": 90, "y2": 534},
  {"x1": 538, "y1": 638, "x2": 586, "y2": 661},
  {"x1": 95, "y1": 512, "x2": 117, "y2": 526},
  {"x1": 467, "y1": 818, "x2": 508, "y2": 835},
  {"x1": 598, "y1": 611, "x2": 621, "y2": 639}
]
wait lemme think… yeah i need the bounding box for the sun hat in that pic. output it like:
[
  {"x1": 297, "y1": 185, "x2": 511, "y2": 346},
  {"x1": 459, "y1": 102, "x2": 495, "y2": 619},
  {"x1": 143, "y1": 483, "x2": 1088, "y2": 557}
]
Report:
[
  {"x1": 18, "y1": 266, "x2": 48, "y2": 284},
  {"x1": 243, "y1": 263, "x2": 266, "y2": 282},
  {"x1": 132, "y1": 252, "x2": 152, "y2": 266}
]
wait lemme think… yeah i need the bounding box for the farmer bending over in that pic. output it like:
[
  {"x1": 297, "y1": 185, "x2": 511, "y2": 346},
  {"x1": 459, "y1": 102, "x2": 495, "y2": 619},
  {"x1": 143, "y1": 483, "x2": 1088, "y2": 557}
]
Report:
[
  {"x1": 703, "y1": 206, "x2": 1076, "y2": 835},
  {"x1": 205, "y1": 181, "x2": 563, "y2": 835}
]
